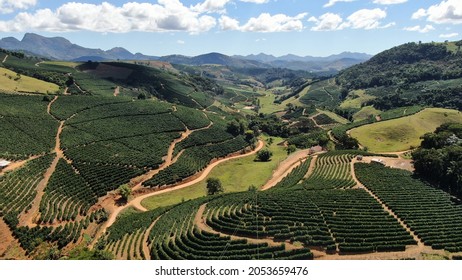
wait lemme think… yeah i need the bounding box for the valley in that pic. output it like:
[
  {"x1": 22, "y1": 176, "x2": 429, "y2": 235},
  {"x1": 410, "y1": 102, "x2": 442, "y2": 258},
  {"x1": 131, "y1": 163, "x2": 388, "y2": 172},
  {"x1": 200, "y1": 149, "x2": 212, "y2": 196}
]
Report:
[{"x1": 0, "y1": 37, "x2": 462, "y2": 261}]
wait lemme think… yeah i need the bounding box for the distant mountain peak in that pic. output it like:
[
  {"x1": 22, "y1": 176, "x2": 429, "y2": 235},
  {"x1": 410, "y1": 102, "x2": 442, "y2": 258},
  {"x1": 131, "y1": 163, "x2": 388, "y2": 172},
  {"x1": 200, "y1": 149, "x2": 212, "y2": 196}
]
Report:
[{"x1": 0, "y1": 32, "x2": 158, "y2": 61}]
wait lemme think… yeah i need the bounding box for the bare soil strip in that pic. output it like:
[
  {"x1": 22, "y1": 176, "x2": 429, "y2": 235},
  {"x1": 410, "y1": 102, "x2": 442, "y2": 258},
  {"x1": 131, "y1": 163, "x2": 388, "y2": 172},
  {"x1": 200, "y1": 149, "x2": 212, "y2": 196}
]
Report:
[
  {"x1": 47, "y1": 96, "x2": 58, "y2": 115},
  {"x1": 22, "y1": 97, "x2": 63, "y2": 227},
  {"x1": 261, "y1": 149, "x2": 310, "y2": 190},
  {"x1": 309, "y1": 112, "x2": 323, "y2": 129},
  {"x1": 0, "y1": 155, "x2": 40, "y2": 176},
  {"x1": 141, "y1": 217, "x2": 161, "y2": 260},
  {"x1": 304, "y1": 154, "x2": 318, "y2": 179},
  {"x1": 327, "y1": 130, "x2": 339, "y2": 144},
  {"x1": 0, "y1": 218, "x2": 15, "y2": 256},
  {"x1": 0, "y1": 218, "x2": 28, "y2": 260},
  {"x1": 2, "y1": 55, "x2": 8, "y2": 64}
]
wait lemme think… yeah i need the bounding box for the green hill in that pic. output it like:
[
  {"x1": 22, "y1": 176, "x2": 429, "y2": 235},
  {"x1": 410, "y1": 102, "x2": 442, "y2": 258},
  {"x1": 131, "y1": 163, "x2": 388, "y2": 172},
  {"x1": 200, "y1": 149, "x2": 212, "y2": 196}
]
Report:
[{"x1": 335, "y1": 40, "x2": 462, "y2": 111}]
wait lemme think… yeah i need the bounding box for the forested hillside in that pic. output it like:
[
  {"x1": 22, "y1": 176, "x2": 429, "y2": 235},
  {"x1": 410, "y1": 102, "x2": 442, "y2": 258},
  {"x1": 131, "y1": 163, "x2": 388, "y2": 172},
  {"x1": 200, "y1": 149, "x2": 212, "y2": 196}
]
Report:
[{"x1": 335, "y1": 41, "x2": 462, "y2": 111}]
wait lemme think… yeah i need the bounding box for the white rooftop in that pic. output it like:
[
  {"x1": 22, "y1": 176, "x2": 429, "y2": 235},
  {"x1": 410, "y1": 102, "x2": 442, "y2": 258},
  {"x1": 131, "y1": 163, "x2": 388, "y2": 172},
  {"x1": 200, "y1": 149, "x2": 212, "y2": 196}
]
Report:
[{"x1": 0, "y1": 160, "x2": 12, "y2": 167}]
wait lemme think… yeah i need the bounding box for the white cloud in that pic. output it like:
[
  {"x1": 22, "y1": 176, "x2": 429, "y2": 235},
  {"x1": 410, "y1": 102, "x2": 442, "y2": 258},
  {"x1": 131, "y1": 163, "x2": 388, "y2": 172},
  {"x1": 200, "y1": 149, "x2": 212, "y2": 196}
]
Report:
[
  {"x1": 373, "y1": 0, "x2": 407, "y2": 4},
  {"x1": 220, "y1": 13, "x2": 307, "y2": 32},
  {"x1": 343, "y1": 8, "x2": 389, "y2": 29},
  {"x1": 324, "y1": 0, "x2": 356, "y2": 8},
  {"x1": 192, "y1": 0, "x2": 230, "y2": 13},
  {"x1": 192, "y1": 0, "x2": 268, "y2": 13},
  {"x1": 403, "y1": 24, "x2": 435, "y2": 33},
  {"x1": 0, "y1": 1, "x2": 218, "y2": 33},
  {"x1": 177, "y1": 40, "x2": 185, "y2": 44},
  {"x1": 0, "y1": 0, "x2": 36, "y2": 14},
  {"x1": 309, "y1": 13, "x2": 344, "y2": 31},
  {"x1": 439, "y1": 32, "x2": 459, "y2": 38},
  {"x1": 309, "y1": 8, "x2": 393, "y2": 31},
  {"x1": 412, "y1": 8, "x2": 428, "y2": 19},
  {"x1": 219, "y1": 15, "x2": 240, "y2": 30},
  {"x1": 412, "y1": 0, "x2": 462, "y2": 24},
  {"x1": 240, "y1": 13, "x2": 307, "y2": 32}
]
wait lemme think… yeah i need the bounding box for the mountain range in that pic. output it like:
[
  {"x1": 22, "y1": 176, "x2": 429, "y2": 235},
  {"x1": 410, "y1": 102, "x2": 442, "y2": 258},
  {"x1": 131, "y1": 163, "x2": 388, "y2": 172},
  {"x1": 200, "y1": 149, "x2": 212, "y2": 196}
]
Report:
[{"x1": 0, "y1": 33, "x2": 372, "y2": 72}]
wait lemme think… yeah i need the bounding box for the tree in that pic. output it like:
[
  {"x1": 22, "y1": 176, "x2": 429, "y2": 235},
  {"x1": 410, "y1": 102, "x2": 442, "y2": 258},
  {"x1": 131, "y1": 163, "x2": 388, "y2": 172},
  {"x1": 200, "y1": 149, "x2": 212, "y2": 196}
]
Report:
[
  {"x1": 286, "y1": 144, "x2": 296, "y2": 155},
  {"x1": 256, "y1": 149, "x2": 273, "y2": 162},
  {"x1": 456, "y1": 40, "x2": 462, "y2": 52},
  {"x1": 206, "y1": 178, "x2": 223, "y2": 195},
  {"x1": 118, "y1": 184, "x2": 132, "y2": 201},
  {"x1": 248, "y1": 185, "x2": 258, "y2": 192}
]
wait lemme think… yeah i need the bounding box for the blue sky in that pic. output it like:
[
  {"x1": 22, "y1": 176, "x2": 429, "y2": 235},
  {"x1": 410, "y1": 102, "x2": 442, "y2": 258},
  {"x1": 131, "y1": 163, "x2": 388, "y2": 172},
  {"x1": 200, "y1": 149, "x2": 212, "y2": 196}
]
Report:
[{"x1": 0, "y1": 0, "x2": 461, "y2": 56}]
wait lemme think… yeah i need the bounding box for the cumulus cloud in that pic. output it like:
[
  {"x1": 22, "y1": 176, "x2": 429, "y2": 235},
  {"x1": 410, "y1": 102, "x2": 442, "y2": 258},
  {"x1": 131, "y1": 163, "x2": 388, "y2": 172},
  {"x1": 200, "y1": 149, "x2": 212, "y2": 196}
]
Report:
[
  {"x1": 241, "y1": 13, "x2": 307, "y2": 32},
  {"x1": 412, "y1": 8, "x2": 428, "y2": 20},
  {"x1": 343, "y1": 8, "x2": 390, "y2": 29},
  {"x1": 324, "y1": 0, "x2": 356, "y2": 8},
  {"x1": 439, "y1": 32, "x2": 459, "y2": 38},
  {"x1": 0, "y1": 1, "x2": 219, "y2": 33},
  {"x1": 220, "y1": 13, "x2": 307, "y2": 32},
  {"x1": 412, "y1": 0, "x2": 462, "y2": 24},
  {"x1": 403, "y1": 25, "x2": 435, "y2": 33},
  {"x1": 0, "y1": 0, "x2": 36, "y2": 14},
  {"x1": 310, "y1": 8, "x2": 393, "y2": 31},
  {"x1": 373, "y1": 0, "x2": 407, "y2": 4},
  {"x1": 309, "y1": 13, "x2": 343, "y2": 31},
  {"x1": 219, "y1": 15, "x2": 240, "y2": 30}
]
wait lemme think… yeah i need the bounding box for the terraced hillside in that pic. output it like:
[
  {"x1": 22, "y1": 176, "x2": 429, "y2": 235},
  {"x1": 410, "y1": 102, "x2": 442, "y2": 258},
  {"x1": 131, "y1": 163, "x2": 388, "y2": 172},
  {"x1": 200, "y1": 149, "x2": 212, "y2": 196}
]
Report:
[
  {"x1": 0, "y1": 92, "x2": 254, "y2": 258},
  {"x1": 97, "y1": 149, "x2": 462, "y2": 260}
]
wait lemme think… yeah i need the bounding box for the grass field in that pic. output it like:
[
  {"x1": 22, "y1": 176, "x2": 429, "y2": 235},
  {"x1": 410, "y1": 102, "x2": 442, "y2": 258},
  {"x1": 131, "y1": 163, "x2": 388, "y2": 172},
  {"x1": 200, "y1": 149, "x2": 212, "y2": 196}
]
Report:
[
  {"x1": 353, "y1": 106, "x2": 382, "y2": 122},
  {"x1": 340, "y1": 90, "x2": 376, "y2": 109},
  {"x1": 258, "y1": 91, "x2": 305, "y2": 114},
  {"x1": 141, "y1": 136, "x2": 288, "y2": 210},
  {"x1": 0, "y1": 67, "x2": 60, "y2": 94},
  {"x1": 41, "y1": 61, "x2": 80, "y2": 68},
  {"x1": 350, "y1": 108, "x2": 462, "y2": 152}
]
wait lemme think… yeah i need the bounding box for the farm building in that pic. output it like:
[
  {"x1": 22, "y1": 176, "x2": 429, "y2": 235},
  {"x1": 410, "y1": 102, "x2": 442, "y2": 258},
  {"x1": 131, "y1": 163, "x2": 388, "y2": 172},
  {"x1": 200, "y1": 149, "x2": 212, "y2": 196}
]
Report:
[
  {"x1": 0, "y1": 159, "x2": 11, "y2": 170},
  {"x1": 309, "y1": 145, "x2": 323, "y2": 154}
]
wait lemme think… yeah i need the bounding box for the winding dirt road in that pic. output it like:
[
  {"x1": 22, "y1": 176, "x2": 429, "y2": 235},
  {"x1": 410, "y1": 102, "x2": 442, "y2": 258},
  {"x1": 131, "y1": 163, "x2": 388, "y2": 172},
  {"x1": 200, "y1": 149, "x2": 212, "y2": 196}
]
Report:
[{"x1": 92, "y1": 140, "x2": 264, "y2": 245}]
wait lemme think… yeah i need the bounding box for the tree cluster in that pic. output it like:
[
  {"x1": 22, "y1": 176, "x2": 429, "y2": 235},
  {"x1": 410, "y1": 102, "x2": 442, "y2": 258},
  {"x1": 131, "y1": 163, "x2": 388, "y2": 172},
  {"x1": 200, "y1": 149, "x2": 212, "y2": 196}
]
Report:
[{"x1": 413, "y1": 123, "x2": 462, "y2": 198}]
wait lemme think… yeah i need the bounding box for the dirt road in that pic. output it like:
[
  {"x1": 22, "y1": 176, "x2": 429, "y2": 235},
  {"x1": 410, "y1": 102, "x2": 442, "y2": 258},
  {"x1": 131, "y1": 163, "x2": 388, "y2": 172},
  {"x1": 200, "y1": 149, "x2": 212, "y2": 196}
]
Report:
[
  {"x1": 261, "y1": 149, "x2": 310, "y2": 190},
  {"x1": 92, "y1": 140, "x2": 264, "y2": 245}
]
